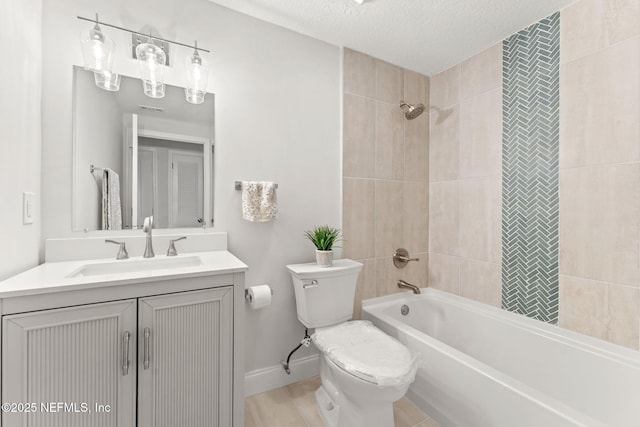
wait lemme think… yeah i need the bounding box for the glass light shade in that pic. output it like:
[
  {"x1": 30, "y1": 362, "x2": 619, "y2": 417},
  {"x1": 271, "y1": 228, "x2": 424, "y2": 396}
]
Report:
[
  {"x1": 93, "y1": 71, "x2": 121, "y2": 91},
  {"x1": 136, "y1": 41, "x2": 166, "y2": 98},
  {"x1": 141, "y1": 80, "x2": 165, "y2": 98},
  {"x1": 185, "y1": 51, "x2": 209, "y2": 104},
  {"x1": 80, "y1": 24, "x2": 115, "y2": 73}
]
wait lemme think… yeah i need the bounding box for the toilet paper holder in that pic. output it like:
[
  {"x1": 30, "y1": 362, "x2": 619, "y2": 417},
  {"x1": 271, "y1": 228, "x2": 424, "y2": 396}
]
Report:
[{"x1": 245, "y1": 287, "x2": 274, "y2": 302}]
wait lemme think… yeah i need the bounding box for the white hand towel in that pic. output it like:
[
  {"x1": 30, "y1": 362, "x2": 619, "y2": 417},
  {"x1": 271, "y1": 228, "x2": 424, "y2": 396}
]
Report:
[
  {"x1": 241, "y1": 181, "x2": 278, "y2": 222},
  {"x1": 102, "y1": 168, "x2": 123, "y2": 230}
]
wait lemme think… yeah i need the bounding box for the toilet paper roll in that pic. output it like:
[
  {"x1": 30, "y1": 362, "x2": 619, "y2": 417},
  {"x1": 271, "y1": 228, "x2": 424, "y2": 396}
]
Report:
[{"x1": 246, "y1": 284, "x2": 272, "y2": 310}]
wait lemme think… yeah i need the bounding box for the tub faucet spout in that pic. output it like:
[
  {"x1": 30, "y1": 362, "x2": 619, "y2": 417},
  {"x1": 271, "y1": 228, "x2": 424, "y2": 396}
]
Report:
[{"x1": 397, "y1": 279, "x2": 421, "y2": 294}]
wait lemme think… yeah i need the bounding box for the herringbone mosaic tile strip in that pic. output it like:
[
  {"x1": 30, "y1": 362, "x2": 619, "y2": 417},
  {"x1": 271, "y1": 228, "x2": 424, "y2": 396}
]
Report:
[{"x1": 501, "y1": 12, "x2": 560, "y2": 324}]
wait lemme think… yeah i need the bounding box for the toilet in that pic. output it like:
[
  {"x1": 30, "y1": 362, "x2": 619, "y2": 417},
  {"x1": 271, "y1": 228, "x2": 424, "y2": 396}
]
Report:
[{"x1": 287, "y1": 259, "x2": 417, "y2": 427}]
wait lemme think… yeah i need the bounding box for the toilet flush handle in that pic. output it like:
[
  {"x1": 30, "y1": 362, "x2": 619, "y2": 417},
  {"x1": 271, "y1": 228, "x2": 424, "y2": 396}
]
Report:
[{"x1": 303, "y1": 280, "x2": 318, "y2": 289}]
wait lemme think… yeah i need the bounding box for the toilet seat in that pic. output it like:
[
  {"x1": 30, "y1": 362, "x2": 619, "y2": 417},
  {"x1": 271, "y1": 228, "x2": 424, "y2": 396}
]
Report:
[{"x1": 312, "y1": 320, "x2": 417, "y2": 387}]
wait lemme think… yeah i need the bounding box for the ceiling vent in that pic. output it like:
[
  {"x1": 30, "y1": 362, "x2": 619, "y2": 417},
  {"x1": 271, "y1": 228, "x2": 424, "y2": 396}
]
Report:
[{"x1": 138, "y1": 105, "x2": 164, "y2": 113}]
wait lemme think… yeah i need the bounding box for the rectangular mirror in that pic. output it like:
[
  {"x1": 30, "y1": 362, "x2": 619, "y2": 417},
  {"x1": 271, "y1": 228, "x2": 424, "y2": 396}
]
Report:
[{"x1": 72, "y1": 66, "x2": 214, "y2": 230}]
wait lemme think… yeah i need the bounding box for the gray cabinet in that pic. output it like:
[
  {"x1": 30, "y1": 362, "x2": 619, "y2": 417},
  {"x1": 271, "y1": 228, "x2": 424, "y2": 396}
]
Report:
[
  {"x1": 2, "y1": 287, "x2": 233, "y2": 427},
  {"x1": 2, "y1": 300, "x2": 137, "y2": 427},
  {"x1": 138, "y1": 287, "x2": 233, "y2": 427}
]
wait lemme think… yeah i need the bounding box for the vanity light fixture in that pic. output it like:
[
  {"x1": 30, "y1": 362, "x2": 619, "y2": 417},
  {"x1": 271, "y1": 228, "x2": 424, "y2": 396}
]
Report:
[
  {"x1": 136, "y1": 37, "x2": 167, "y2": 98},
  {"x1": 93, "y1": 70, "x2": 121, "y2": 91},
  {"x1": 79, "y1": 14, "x2": 115, "y2": 73},
  {"x1": 185, "y1": 42, "x2": 209, "y2": 104},
  {"x1": 78, "y1": 14, "x2": 211, "y2": 104}
]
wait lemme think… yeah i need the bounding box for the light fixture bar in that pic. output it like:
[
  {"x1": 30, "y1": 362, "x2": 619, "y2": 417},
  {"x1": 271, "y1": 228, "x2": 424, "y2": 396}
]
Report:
[{"x1": 77, "y1": 15, "x2": 210, "y2": 53}]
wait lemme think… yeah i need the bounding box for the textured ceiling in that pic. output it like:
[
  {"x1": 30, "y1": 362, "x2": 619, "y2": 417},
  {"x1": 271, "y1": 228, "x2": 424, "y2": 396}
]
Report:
[{"x1": 206, "y1": 0, "x2": 573, "y2": 75}]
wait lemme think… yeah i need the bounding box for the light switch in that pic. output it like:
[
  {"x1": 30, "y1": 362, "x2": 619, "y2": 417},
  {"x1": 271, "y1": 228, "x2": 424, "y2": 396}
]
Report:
[{"x1": 23, "y1": 192, "x2": 35, "y2": 224}]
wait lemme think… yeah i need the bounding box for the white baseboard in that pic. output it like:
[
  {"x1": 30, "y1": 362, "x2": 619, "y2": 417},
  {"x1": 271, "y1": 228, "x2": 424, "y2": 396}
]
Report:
[{"x1": 244, "y1": 354, "x2": 320, "y2": 397}]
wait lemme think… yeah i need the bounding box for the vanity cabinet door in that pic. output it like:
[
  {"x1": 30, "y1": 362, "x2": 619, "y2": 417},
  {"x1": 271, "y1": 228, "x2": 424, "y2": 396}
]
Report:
[
  {"x1": 2, "y1": 300, "x2": 137, "y2": 427},
  {"x1": 137, "y1": 287, "x2": 233, "y2": 427}
]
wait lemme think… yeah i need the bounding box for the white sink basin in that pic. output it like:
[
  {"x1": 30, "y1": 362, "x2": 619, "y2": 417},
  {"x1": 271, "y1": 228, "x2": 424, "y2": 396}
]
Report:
[{"x1": 67, "y1": 256, "x2": 202, "y2": 278}]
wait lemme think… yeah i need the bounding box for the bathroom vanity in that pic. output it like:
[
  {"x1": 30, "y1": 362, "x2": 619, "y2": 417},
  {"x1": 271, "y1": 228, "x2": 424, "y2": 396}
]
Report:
[{"x1": 0, "y1": 233, "x2": 246, "y2": 427}]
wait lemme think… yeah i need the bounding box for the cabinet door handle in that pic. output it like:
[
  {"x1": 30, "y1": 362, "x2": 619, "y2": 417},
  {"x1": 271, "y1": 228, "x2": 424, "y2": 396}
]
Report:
[
  {"x1": 122, "y1": 331, "x2": 131, "y2": 376},
  {"x1": 144, "y1": 327, "x2": 151, "y2": 370}
]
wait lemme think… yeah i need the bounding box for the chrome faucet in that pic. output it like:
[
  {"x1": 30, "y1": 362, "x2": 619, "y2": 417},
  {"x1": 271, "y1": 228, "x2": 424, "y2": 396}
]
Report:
[
  {"x1": 142, "y1": 216, "x2": 155, "y2": 258},
  {"x1": 105, "y1": 239, "x2": 129, "y2": 260},
  {"x1": 397, "y1": 279, "x2": 421, "y2": 294},
  {"x1": 167, "y1": 236, "x2": 187, "y2": 256}
]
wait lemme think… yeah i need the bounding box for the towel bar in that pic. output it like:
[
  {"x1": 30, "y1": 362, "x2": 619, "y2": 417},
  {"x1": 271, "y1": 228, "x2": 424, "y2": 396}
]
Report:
[
  {"x1": 90, "y1": 164, "x2": 105, "y2": 173},
  {"x1": 235, "y1": 181, "x2": 278, "y2": 190}
]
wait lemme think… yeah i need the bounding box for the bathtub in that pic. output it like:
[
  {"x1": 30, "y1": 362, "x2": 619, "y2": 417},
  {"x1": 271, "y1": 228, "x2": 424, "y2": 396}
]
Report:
[{"x1": 361, "y1": 288, "x2": 640, "y2": 427}]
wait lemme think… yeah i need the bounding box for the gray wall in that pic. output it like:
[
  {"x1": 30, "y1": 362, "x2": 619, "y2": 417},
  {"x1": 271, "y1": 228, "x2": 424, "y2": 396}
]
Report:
[
  {"x1": 73, "y1": 68, "x2": 122, "y2": 231},
  {"x1": 40, "y1": 0, "x2": 341, "y2": 384},
  {"x1": 0, "y1": 0, "x2": 42, "y2": 280}
]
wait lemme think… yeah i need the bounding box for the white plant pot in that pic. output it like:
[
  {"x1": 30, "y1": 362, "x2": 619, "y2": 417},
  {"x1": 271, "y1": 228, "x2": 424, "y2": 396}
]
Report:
[{"x1": 315, "y1": 250, "x2": 334, "y2": 267}]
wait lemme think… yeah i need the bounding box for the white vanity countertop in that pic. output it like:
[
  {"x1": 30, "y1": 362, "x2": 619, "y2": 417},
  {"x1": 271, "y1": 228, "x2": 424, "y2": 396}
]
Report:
[{"x1": 0, "y1": 251, "x2": 248, "y2": 298}]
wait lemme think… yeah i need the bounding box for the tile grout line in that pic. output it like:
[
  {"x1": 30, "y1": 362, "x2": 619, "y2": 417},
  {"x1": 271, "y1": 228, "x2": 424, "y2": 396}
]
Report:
[
  {"x1": 559, "y1": 32, "x2": 640, "y2": 66},
  {"x1": 455, "y1": 63, "x2": 463, "y2": 297},
  {"x1": 559, "y1": 273, "x2": 640, "y2": 291}
]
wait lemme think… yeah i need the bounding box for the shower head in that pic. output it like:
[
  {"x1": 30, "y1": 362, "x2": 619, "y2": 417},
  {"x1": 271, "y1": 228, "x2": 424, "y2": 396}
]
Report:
[{"x1": 400, "y1": 101, "x2": 425, "y2": 120}]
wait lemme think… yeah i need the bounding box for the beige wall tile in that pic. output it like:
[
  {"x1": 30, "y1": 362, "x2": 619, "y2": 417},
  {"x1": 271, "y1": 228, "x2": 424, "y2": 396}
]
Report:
[
  {"x1": 376, "y1": 60, "x2": 404, "y2": 103},
  {"x1": 376, "y1": 101, "x2": 405, "y2": 180},
  {"x1": 559, "y1": 275, "x2": 640, "y2": 349},
  {"x1": 428, "y1": 253, "x2": 460, "y2": 295},
  {"x1": 376, "y1": 257, "x2": 403, "y2": 296},
  {"x1": 429, "y1": 181, "x2": 459, "y2": 256},
  {"x1": 343, "y1": 178, "x2": 375, "y2": 260},
  {"x1": 492, "y1": 177, "x2": 503, "y2": 265},
  {"x1": 375, "y1": 180, "x2": 404, "y2": 258},
  {"x1": 460, "y1": 259, "x2": 502, "y2": 307},
  {"x1": 561, "y1": 0, "x2": 640, "y2": 64},
  {"x1": 459, "y1": 88, "x2": 502, "y2": 178},
  {"x1": 430, "y1": 65, "x2": 460, "y2": 109},
  {"x1": 429, "y1": 106, "x2": 460, "y2": 182},
  {"x1": 559, "y1": 164, "x2": 640, "y2": 287},
  {"x1": 353, "y1": 259, "x2": 376, "y2": 319},
  {"x1": 459, "y1": 177, "x2": 501, "y2": 263},
  {"x1": 376, "y1": 254, "x2": 428, "y2": 296},
  {"x1": 608, "y1": 282, "x2": 640, "y2": 350},
  {"x1": 404, "y1": 70, "x2": 430, "y2": 107},
  {"x1": 403, "y1": 181, "x2": 429, "y2": 254},
  {"x1": 401, "y1": 252, "x2": 429, "y2": 289},
  {"x1": 560, "y1": 37, "x2": 640, "y2": 168},
  {"x1": 343, "y1": 93, "x2": 375, "y2": 178},
  {"x1": 404, "y1": 112, "x2": 429, "y2": 181},
  {"x1": 461, "y1": 43, "x2": 502, "y2": 100},
  {"x1": 344, "y1": 48, "x2": 376, "y2": 98}
]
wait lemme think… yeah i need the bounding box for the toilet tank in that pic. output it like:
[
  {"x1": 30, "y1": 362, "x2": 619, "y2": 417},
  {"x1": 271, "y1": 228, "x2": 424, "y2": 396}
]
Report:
[{"x1": 287, "y1": 259, "x2": 363, "y2": 328}]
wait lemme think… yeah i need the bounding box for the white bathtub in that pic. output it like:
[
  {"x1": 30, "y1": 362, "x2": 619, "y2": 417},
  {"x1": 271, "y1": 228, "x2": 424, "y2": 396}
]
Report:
[{"x1": 361, "y1": 288, "x2": 640, "y2": 427}]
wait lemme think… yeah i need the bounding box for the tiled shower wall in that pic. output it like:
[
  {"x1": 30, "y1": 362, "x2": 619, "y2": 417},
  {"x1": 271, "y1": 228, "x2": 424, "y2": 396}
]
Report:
[
  {"x1": 428, "y1": 0, "x2": 640, "y2": 350},
  {"x1": 558, "y1": 0, "x2": 639, "y2": 349},
  {"x1": 427, "y1": 44, "x2": 503, "y2": 308},
  {"x1": 342, "y1": 49, "x2": 430, "y2": 318}
]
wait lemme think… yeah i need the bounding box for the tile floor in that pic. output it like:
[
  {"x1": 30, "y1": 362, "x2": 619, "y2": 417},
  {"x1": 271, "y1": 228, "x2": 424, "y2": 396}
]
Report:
[{"x1": 245, "y1": 376, "x2": 440, "y2": 427}]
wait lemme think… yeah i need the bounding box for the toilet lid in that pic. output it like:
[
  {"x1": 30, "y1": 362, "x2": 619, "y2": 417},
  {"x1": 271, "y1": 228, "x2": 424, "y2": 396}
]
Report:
[{"x1": 312, "y1": 320, "x2": 417, "y2": 387}]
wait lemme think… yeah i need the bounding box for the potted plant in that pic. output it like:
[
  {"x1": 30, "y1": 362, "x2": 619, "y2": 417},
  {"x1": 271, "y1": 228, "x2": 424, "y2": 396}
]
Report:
[{"x1": 304, "y1": 225, "x2": 341, "y2": 267}]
